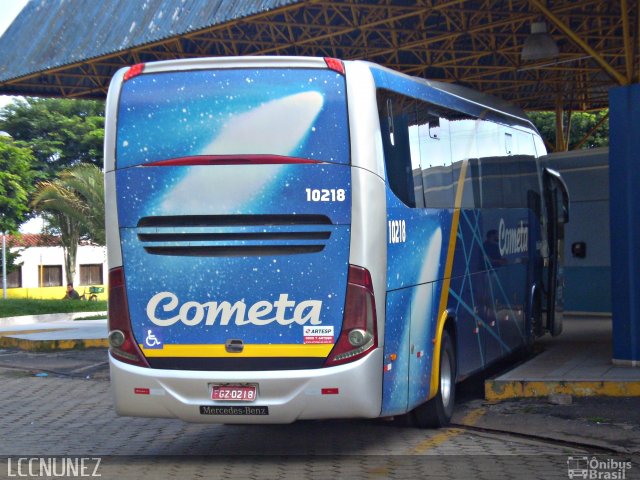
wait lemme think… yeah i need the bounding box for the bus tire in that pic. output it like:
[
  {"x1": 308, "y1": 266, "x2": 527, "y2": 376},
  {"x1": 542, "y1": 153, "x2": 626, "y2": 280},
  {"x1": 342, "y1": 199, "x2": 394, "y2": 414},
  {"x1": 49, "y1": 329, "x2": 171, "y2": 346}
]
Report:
[{"x1": 412, "y1": 330, "x2": 456, "y2": 428}]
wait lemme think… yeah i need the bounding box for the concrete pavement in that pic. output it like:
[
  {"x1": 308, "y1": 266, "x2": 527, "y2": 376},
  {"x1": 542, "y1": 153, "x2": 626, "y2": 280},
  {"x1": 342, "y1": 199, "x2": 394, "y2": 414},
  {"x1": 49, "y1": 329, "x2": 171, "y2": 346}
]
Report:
[
  {"x1": 0, "y1": 360, "x2": 611, "y2": 480},
  {"x1": 0, "y1": 348, "x2": 637, "y2": 480},
  {"x1": 485, "y1": 315, "x2": 640, "y2": 400},
  {"x1": 0, "y1": 312, "x2": 108, "y2": 350},
  {"x1": 1, "y1": 312, "x2": 639, "y2": 401}
]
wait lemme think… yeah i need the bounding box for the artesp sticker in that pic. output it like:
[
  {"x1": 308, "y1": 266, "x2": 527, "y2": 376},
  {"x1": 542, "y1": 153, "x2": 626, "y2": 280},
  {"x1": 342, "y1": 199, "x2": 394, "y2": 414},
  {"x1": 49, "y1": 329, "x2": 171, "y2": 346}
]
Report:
[{"x1": 303, "y1": 326, "x2": 334, "y2": 344}]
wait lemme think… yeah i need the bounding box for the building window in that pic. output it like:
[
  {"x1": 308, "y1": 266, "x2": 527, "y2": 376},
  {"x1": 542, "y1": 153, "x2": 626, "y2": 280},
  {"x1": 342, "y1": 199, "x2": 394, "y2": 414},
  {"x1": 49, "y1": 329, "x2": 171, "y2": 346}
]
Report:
[
  {"x1": 40, "y1": 265, "x2": 63, "y2": 287},
  {"x1": 7, "y1": 268, "x2": 22, "y2": 288},
  {"x1": 79, "y1": 264, "x2": 103, "y2": 285}
]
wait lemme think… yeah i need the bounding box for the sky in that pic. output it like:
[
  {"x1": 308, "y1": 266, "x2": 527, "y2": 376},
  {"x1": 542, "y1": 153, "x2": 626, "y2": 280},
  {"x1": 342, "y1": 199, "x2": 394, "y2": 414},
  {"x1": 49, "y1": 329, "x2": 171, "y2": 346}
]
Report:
[{"x1": 0, "y1": 0, "x2": 29, "y2": 109}]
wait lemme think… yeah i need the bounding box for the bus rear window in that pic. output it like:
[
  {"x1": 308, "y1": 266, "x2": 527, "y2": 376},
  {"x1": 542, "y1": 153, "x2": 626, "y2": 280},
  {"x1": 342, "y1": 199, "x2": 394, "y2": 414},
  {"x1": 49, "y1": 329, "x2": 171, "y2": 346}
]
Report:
[{"x1": 116, "y1": 68, "x2": 349, "y2": 168}]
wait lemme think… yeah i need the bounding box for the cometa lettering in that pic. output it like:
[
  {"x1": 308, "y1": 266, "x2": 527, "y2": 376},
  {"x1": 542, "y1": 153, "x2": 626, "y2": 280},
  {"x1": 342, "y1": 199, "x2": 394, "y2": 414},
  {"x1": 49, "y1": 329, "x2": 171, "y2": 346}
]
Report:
[
  {"x1": 498, "y1": 218, "x2": 528, "y2": 256},
  {"x1": 146, "y1": 292, "x2": 323, "y2": 327}
]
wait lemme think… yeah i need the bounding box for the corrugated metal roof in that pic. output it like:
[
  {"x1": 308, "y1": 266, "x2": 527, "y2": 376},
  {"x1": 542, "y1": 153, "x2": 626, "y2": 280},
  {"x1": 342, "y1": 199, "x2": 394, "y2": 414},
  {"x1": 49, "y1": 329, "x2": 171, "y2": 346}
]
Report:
[
  {"x1": 0, "y1": 0, "x2": 626, "y2": 110},
  {"x1": 0, "y1": 0, "x2": 302, "y2": 83}
]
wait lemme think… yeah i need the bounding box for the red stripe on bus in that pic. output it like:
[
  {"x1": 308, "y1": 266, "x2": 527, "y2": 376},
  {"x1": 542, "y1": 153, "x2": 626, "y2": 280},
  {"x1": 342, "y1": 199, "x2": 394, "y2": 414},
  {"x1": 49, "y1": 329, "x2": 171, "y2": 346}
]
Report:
[{"x1": 143, "y1": 155, "x2": 322, "y2": 166}]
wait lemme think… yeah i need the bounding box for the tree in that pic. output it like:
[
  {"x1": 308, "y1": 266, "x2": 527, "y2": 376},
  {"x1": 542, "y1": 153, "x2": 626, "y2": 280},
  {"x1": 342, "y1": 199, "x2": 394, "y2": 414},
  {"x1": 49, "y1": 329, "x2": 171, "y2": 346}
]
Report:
[
  {"x1": 32, "y1": 182, "x2": 84, "y2": 285},
  {"x1": 57, "y1": 164, "x2": 105, "y2": 245},
  {"x1": 32, "y1": 164, "x2": 105, "y2": 284},
  {"x1": 5, "y1": 239, "x2": 24, "y2": 276},
  {"x1": 0, "y1": 98, "x2": 104, "y2": 180},
  {"x1": 528, "y1": 110, "x2": 609, "y2": 152},
  {"x1": 0, "y1": 136, "x2": 34, "y2": 233}
]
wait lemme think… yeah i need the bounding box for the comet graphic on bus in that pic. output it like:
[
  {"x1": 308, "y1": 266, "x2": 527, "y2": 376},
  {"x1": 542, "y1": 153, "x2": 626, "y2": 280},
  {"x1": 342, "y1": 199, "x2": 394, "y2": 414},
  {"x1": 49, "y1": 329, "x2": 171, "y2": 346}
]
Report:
[{"x1": 159, "y1": 91, "x2": 325, "y2": 215}]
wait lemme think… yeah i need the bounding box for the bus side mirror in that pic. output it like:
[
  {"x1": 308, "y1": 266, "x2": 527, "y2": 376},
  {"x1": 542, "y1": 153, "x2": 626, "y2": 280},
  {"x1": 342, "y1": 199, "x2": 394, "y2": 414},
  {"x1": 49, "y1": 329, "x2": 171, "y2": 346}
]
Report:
[
  {"x1": 544, "y1": 168, "x2": 570, "y2": 224},
  {"x1": 571, "y1": 241, "x2": 586, "y2": 258},
  {"x1": 558, "y1": 181, "x2": 569, "y2": 224}
]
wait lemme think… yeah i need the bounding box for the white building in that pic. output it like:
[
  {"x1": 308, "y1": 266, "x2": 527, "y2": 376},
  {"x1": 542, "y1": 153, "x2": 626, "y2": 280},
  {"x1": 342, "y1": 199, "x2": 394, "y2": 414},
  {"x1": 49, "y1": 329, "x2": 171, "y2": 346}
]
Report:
[{"x1": 4, "y1": 234, "x2": 107, "y2": 298}]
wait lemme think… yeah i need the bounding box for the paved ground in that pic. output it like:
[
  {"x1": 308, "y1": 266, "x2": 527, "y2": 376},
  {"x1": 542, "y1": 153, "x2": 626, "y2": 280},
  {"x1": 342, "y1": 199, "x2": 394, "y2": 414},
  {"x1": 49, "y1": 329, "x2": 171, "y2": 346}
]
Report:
[
  {"x1": 0, "y1": 319, "x2": 107, "y2": 341},
  {"x1": 0, "y1": 348, "x2": 638, "y2": 479},
  {"x1": 485, "y1": 317, "x2": 640, "y2": 399}
]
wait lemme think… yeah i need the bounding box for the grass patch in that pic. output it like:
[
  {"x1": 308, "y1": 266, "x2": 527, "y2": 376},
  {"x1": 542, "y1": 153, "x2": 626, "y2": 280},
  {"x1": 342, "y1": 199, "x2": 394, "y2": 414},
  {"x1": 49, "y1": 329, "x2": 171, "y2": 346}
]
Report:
[
  {"x1": 74, "y1": 314, "x2": 108, "y2": 321},
  {"x1": 586, "y1": 416, "x2": 610, "y2": 424},
  {"x1": 0, "y1": 299, "x2": 108, "y2": 318}
]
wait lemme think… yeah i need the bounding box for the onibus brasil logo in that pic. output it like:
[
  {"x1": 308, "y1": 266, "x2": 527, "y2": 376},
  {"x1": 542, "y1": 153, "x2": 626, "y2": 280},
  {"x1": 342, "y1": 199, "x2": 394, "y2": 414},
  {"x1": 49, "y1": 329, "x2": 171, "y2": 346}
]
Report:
[{"x1": 567, "y1": 456, "x2": 632, "y2": 479}]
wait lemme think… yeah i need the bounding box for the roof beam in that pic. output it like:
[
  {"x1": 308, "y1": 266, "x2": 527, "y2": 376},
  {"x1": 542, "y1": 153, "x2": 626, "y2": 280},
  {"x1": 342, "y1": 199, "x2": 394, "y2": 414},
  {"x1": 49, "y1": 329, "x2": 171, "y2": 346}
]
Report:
[
  {"x1": 528, "y1": 0, "x2": 629, "y2": 85},
  {"x1": 620, "y1": 0, "x2": 634, "y2": 82}
]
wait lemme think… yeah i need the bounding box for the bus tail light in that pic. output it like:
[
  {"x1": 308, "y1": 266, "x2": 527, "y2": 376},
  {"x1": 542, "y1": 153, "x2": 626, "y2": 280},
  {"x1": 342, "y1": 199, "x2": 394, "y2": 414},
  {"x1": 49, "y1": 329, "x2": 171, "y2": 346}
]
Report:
[
  {"x1": 108, "y1": 267, "x2": 149, "y2": 368},
  {"x1": 123, "y1": 63, "x2": 145, "y2": 81},
  {"x1": 324, "y1": 57, "x2": 345, "y2": 75},
  {"x1": 325, "y1": 265, "x2": 378, "y2": 366}
]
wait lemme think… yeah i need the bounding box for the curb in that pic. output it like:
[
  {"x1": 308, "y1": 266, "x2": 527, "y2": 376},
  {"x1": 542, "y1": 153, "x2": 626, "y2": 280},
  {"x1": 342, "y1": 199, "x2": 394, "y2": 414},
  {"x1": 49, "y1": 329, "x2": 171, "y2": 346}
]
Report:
[
  {"x1": 485, "y1": 379, "x2": 640, "y2": 401},
  {"x1": 0, "y1": 337, "x2": 108, "y2": 352},
  {"x1": 0, "y1": 311, "x2": 108, "y2": 327}
]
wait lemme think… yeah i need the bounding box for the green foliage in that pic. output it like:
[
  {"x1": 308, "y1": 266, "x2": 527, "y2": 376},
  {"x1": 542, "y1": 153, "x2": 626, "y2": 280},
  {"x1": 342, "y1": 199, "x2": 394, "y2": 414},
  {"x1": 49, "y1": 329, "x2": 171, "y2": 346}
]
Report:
[
  {"x1": 0, "y1": 299, "x2": 107, "y2": 317},
  {"x1": 32, "y1": 164, "x2": 105, "y2": 283},
  {"x1": 4, "y1": 239, "x2": 24, "y2": 275},
  {"x1": 34, "y1": 164, "x2": 104, "y2": 245},
  {"x1": 528, "y1": 110, "x2": 609, "y2": 151},
  {"x1": 0, "y1": 97, "x2": 104, "y2": 180},
  {"x1": 33, "y1": 181, "x2": 83, "y2": 283},
  {"x1": 57, "y1": 164, "x2": 105, "y2": 245},
  {"x1": 0, "y1": 137, "x2": 35, "y2": 233}
]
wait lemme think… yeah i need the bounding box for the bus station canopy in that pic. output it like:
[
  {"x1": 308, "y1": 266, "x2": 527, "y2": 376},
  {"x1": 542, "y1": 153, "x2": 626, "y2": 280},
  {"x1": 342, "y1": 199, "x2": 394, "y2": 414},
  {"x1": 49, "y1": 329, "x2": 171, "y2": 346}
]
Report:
[{"x1": 0, "y1": 0, "x2": 637, "y2": 112}]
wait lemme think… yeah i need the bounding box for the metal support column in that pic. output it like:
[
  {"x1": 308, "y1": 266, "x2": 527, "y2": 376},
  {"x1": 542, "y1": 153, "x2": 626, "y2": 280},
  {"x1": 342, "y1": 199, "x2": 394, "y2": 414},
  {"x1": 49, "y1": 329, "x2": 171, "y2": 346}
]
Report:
[{"x1": 609, "y1": 83, "x2": 640, "y2": 366}]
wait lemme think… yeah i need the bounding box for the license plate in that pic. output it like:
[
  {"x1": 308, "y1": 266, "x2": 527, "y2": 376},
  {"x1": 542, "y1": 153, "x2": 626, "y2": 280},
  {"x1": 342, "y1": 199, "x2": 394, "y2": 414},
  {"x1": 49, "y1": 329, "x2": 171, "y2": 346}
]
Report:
[{"x1": 210, "y1": 384, "x2": 257, "y2": 402}]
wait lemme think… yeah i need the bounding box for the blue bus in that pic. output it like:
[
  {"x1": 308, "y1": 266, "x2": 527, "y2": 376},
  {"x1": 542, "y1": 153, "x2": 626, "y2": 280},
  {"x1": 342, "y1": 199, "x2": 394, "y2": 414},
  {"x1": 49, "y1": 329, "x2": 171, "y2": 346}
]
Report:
[{"x1": 104, "y1": 56, "x2": 568, "y2": 427}]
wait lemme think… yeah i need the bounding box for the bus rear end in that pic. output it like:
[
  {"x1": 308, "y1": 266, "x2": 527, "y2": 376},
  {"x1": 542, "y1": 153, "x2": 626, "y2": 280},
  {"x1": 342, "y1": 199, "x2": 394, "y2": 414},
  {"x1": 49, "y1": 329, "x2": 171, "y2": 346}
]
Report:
[{"x1": 104, "y1": 57, "x2": 382, "y2": 423}]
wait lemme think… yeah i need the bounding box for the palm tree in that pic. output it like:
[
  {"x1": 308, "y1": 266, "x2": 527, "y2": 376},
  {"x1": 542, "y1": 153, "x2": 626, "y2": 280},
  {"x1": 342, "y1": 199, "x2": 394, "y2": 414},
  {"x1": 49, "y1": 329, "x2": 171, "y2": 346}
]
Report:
[
  {"x1": 32, "y1": 183, "x2": 84, "y2": 285},
  {"x1": 32, "y1": 164, "x2": 104, "y2": 285},
  {"x1": 57, "y1": 164, "x2": 105, "y2": 245}
]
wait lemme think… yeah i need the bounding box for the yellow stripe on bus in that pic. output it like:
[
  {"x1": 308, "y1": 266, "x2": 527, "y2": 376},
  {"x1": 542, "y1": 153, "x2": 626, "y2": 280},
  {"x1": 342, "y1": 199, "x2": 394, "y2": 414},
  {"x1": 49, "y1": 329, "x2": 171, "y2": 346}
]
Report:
[
  {"x1": 139, "y1": 343, "x2": 334, "y2": 358},
  {"x1": 429, "y1": 159, "x2": 468, "y2": 400}
]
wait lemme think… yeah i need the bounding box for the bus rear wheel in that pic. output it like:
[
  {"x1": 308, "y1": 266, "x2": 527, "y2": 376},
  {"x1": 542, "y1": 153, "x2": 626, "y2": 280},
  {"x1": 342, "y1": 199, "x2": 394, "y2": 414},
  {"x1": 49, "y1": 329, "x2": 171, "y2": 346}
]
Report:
[{"x1": 411, "y1": 330, "x2": 456, "y2": 428}]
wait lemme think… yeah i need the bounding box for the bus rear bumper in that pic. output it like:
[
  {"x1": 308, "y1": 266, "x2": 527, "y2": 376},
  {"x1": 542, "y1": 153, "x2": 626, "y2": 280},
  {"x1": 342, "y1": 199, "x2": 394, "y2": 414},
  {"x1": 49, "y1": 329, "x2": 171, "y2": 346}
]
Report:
[{"x1": 109, "y1": 349, "x2": 383, "y2": 423}]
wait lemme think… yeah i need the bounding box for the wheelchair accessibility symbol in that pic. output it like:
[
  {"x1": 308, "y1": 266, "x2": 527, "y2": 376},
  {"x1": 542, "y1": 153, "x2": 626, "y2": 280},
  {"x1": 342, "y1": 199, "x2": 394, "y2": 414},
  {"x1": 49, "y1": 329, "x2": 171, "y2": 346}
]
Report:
[{"x1": 144, "y1": 329, "x2": 163, "y2": 349}]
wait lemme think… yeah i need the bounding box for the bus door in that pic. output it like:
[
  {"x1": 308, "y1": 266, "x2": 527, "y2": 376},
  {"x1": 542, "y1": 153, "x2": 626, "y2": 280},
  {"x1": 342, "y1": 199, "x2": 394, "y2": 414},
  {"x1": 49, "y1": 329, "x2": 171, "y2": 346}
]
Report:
[{"x1": 543, "y1": 168, "x2": 569, "y2": 336}]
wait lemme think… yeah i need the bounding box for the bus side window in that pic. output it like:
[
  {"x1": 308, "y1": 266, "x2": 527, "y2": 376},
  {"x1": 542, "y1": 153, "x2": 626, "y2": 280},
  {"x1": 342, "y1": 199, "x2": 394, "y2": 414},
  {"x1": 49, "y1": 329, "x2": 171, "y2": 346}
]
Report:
[
  {"x1": 450, "y1": 116, "x2": 485, "y2": 209},
  {"x1": 417, "y1": 104, "x2": 454, "y2": 209},
  {"x1": 377, "y1": 90, "x2": 424, "y2": 208},
  {"x1": 479, "y1": 154, "x2": 507, "y2": 209},
  {"x1": 505, "y1": 132, "x2": 513, "y2": 155},
  {"x1": 408, "y1": 105, "x2": 425, "y2": 208},
  {"x1": 518, "y1": 132, "x2": 542, "y2": 206},
  {"x1": 502, "y1": 129, "x2": 538, "y2": 208}
]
